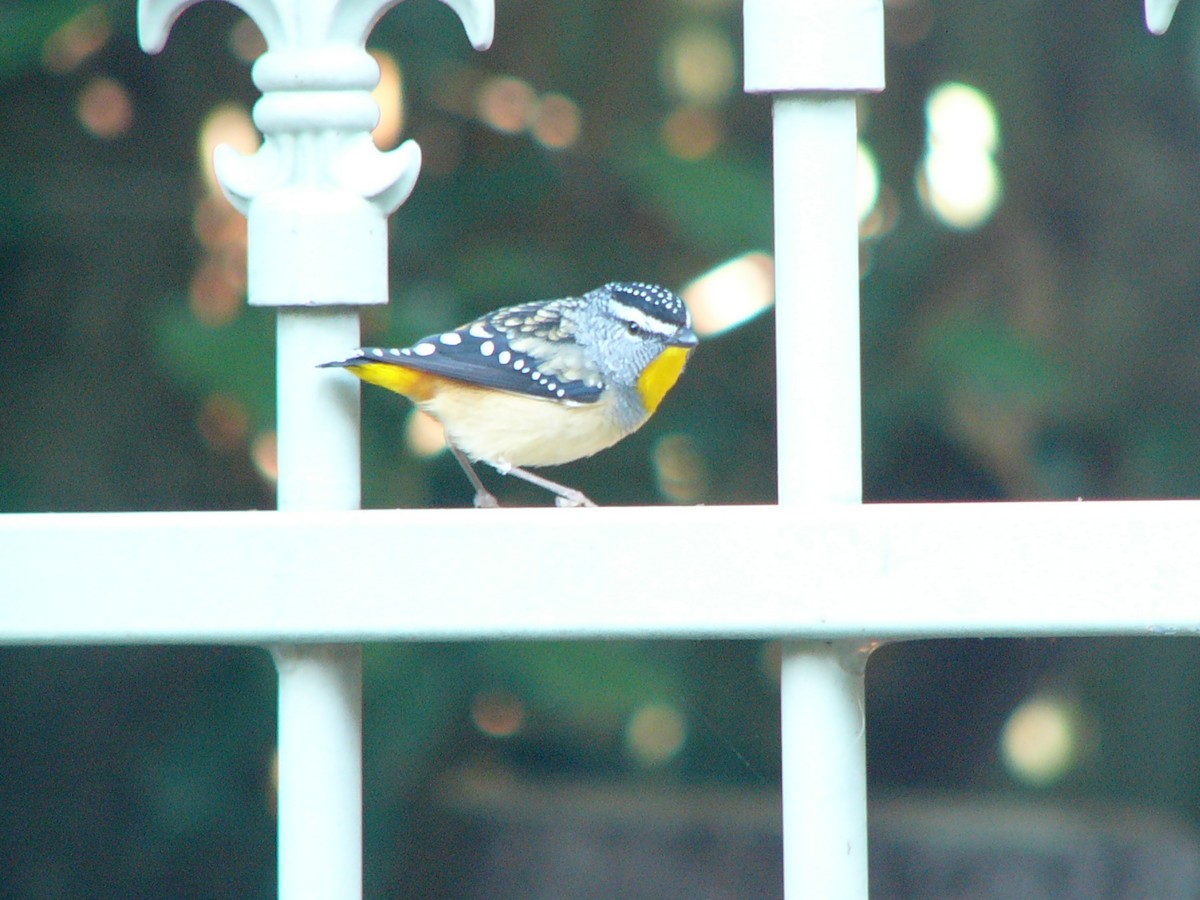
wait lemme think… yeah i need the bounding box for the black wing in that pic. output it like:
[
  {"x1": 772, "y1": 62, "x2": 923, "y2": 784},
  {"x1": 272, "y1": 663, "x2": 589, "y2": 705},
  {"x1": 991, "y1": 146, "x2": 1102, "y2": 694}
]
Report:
[{"x1": 363, "y1": 307, "x2": 603, "y2": 404}]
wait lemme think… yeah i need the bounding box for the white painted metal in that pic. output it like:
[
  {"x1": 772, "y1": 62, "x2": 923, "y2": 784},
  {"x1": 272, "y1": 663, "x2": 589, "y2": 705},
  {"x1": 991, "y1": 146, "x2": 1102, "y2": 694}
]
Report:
[
  {"x1": 1145, "y1": 0, "x2": 1183, "y2": 34},
  {"x1": 277, "y1": 309, "x2": 362, "y2": 512},
  {"x1": 137, "y1": 2, "x2": 493, "y2": 897},
  {"x1": 771, "y1": 98, "x2": 864, "y2": 510},
  {"x1": 275, "y1": 306, "x2": 364, "y2": 900},
  {"x1": 139, "y1": 0, "x2": 492, "y2": 308},
  {"x1": 274, "y1": 644, "x2": 363, "y2": 900},
  {"x1": 744, "y1": 0, "x2": 884, "y2": 94},
  {"x1": 747, "y1": 0, "x2": 883, "y2": 892},
  {"x1": 5, "y1": 501, "x2": 1200, "y2": 642},
  {"x1": 781, "y1": 644, "x2": 871, "y2": 899},
  {"x1": 771, "y1": 94, "x2": 871, "y2": 899}
]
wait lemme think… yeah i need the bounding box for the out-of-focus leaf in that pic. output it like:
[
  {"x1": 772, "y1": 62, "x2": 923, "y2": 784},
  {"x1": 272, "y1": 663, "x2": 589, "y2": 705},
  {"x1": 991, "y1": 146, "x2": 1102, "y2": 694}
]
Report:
[
  {"x1": 920, "y1": 312, "x2": 1061, "y2": 401},
  {"x1": 0, "y1": 1, "x2": 127, "y2": 79},
  {"x1": 152, "y1": 301, "x2": 276, "y2": 429},
  {"x1": 477, "y1": 642, "x2": 683, "y2": 725},
  {"x1": 617, "y1": 140, "x2": 773, "y2": 255}
]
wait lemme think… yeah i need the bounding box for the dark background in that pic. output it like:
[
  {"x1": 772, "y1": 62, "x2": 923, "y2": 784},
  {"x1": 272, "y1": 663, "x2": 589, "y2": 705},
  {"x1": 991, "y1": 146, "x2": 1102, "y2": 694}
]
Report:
[{"x1": 4, "y1": 0, "x2": 1200, "y2": 896}]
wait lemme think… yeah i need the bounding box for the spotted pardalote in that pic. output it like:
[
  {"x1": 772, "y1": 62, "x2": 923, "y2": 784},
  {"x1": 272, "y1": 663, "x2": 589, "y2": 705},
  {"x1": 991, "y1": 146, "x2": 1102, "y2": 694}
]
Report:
[{"x1": 320, "y1": 282, "x2": 698, "y2": 507}]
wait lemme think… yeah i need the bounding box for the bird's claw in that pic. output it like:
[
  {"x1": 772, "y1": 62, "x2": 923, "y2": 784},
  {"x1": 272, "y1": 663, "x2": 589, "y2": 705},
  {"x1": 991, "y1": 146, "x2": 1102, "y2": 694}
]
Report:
[{"x1": 555, "y1": 492, "x2": 597, "y2": 508}]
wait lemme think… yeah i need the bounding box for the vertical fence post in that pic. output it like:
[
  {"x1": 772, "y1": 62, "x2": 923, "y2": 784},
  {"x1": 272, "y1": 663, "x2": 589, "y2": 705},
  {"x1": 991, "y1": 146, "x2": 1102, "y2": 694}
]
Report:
[
  {"x1": 138, "y1": 2, "x2": 493, "y2": 896},
  {"x1": 744, "y1": 1, "x2": 884, "y2": 896},
  {"x1": 273, "y1": 306, "x2": 366, "y2": 900}
]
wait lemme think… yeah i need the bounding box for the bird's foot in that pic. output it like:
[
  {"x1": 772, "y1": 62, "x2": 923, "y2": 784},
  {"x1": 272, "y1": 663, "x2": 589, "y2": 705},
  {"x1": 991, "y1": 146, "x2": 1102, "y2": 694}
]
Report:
[{"x1": 554, "y1": 490, "x2": 596, "y2": 508}]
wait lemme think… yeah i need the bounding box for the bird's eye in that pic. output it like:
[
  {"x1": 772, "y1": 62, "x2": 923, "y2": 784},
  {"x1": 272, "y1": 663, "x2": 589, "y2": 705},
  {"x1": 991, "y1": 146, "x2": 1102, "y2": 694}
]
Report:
[{"x1": 625, "y1": 320, "x2": 641, "y2": 336}]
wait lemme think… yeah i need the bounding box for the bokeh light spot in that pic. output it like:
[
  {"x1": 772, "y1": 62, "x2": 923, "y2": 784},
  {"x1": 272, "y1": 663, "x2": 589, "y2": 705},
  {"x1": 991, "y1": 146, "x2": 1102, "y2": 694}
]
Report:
[
  {"x1": 76, "y1": 77, "x2": 133, "y2": 140},
  {"x1": 228, "y1": 16, "x2": 266, "y2": 64},
  {"x1": 919, "y1": 81, "x2": 1003, "y2": 230},
  {"x1": 661, "y1": 25, "x2": 736, "y2": 106},
  {"x1": 681, "y1": 252, "x2": 775, "y2": 337},
  {"x1": 198, "y1": 104, "x2": 260, "y2": 197},
  {"x1": 192, "y1": 106, "x2": 256, "y2": 324},
  {"x1": 405, "y1": 408, "x2": 447, "y2": 458},
  {"x1": 661, "y1": 106, "x2": 723, "y2": 160},
  {"x1": 43, "y1": 5, "x2": 111, "y2": 74},
  {"x1": 193, "y1": 194, "x2": 248, "y2": 253},
  {"x1": 859, "y1": 183, "x2": 899, "y2": 242},
  {"x1": 927, "y1": 81, "x2": 1000, "y2": 154},
  {"x1": 531, "y1": 93, "x2": 582, "y2": 150},
  {"x1": 1001, "y1": 694, "x2": 1081, "y2": 787},
  {"x1": 370, "y1": 50, "x2": 404, "y2": 150},
  {"x1": 857, "y1": 141, "x2": 881, "y2": 224},
  {"x1": 625, "y1": 703, "x2": 687, "y2": 768},
  {"x1": 189, "y1": 255, "x2": 245, "y2": 326},
  {"x1": 653, "y1": 433, "x2": 709, "y2": 504},
  {"x1": 251, "y1": 431, "x2": 279, "y2": 483},
  {"x1": 197, "y1": 394, "x2": 250, "y2": 452},
  {"x1": 476, "y1": 76, "x2": 537, "y2": 134},
  {"x1": 471, "y1": 690, "x2": 525, "y2": 739},
  {"x1": 919, "y1": 148, "x2": 1002, "y2": 230}
]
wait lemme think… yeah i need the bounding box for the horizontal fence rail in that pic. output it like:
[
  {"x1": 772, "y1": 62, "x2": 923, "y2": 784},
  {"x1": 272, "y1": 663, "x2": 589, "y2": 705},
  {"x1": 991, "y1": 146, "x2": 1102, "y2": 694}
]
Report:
[
  {"x1": 1, "y1": 1, "x2": 1188, "y2": 897},
  {"x1": 4, "y1": 501, "x2": 1200, "y2": 643}
]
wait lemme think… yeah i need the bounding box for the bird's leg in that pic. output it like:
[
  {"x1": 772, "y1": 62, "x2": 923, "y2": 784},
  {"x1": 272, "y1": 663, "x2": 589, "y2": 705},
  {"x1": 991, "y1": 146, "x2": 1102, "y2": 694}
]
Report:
[
  {"x1": 496, "y1": 463, "x2": 597, "y2": 508},
  {"x1": 449, "y1": 445, "x2": 500, "y2": 508}
]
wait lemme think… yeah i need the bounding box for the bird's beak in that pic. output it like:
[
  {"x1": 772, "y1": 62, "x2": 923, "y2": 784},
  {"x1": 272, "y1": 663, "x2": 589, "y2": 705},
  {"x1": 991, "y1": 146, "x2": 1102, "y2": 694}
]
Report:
[{"x1": 671, "y1": 326, "x2": 699, "y2": 349}]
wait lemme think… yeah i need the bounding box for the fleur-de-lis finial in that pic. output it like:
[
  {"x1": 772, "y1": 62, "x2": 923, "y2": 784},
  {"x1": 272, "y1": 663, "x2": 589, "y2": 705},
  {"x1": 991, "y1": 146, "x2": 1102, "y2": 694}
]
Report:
[
  {"x1": 137, "y1": 0, "x2": 494, "y2": 307},
  {"x1": 139, "y1": 0, "x2": 492, "y2": 54}
]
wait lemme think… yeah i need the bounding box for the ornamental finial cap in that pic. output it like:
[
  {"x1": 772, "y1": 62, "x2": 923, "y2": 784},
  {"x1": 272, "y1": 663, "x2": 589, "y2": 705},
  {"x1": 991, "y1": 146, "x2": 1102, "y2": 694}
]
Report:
[
  {"x1": 138, "y1": 0, "x2": 495, "y2": 306},
  {"x1": 140, "y1": 0, "x2": 493, "y2": 53}
]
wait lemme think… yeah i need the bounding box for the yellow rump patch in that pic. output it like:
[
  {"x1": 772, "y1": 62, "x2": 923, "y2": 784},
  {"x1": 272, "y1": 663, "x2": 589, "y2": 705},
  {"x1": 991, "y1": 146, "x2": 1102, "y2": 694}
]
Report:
[{"x1": 345, "y1": 362, "x2": 440, "y2": 402}]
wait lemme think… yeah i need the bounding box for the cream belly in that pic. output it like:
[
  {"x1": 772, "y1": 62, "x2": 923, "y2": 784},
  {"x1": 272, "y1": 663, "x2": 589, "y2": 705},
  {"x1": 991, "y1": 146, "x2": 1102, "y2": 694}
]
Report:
[{"x1": 421, "y1": 381, "x2": 645, "y2": 468}]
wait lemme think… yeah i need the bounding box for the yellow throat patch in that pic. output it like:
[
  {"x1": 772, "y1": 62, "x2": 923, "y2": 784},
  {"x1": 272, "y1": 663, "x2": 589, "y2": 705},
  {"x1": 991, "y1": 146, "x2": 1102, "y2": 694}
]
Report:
[{"x1": 636, "y1": 345, "x2": 692, "y2": 414}]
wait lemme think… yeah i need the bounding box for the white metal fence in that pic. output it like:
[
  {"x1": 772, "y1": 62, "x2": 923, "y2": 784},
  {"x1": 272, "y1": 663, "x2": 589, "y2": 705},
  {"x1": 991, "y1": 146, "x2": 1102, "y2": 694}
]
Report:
[{"x1": 1, "y1": 0, "x2": 1194, "y2": 897}]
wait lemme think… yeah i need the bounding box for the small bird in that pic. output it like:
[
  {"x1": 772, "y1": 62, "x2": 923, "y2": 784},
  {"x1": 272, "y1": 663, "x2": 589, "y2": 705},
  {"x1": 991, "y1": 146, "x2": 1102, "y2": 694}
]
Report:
[{"x1": 320, "y1": 282, "x2": 699, "y2": 507}]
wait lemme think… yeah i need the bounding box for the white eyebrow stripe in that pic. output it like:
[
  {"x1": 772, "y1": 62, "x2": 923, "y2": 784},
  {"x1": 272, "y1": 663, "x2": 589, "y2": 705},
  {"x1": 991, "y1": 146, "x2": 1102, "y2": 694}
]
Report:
[{"x1": 608, "y1": 300, "x2": 677, "y2": 336}]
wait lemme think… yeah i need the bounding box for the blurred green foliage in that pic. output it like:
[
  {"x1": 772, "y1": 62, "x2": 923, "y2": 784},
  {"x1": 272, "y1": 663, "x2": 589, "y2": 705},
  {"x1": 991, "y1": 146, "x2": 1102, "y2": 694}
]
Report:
[{"x1": 5, "y1": 0, "x2": 1200, "y2": 896}]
